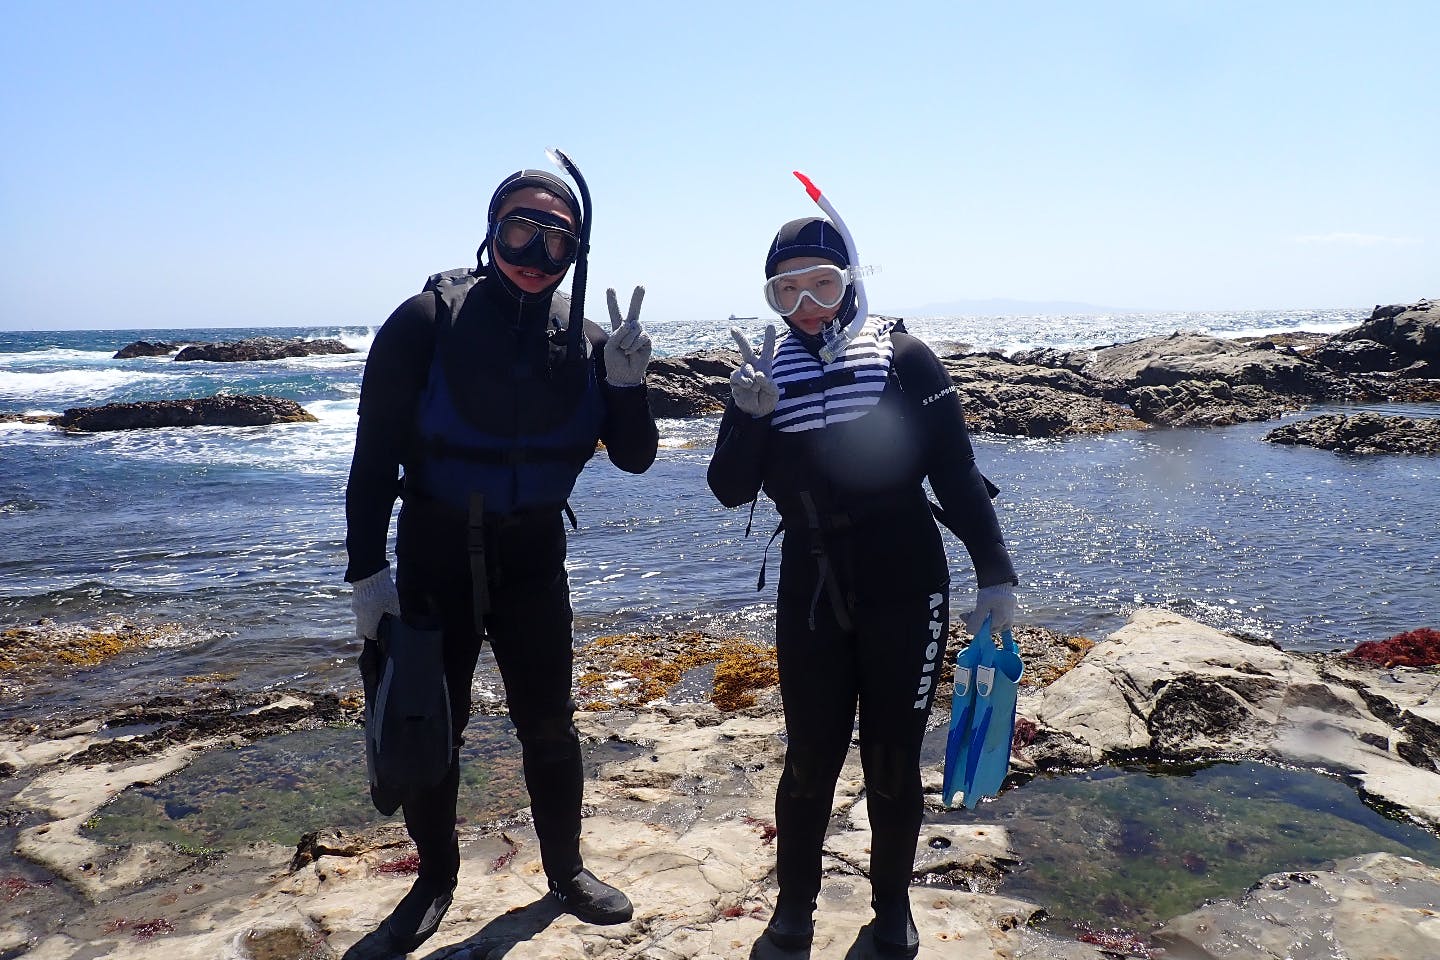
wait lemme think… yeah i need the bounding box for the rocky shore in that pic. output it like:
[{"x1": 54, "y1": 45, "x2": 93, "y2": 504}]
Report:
[
  {"x1": 111, "y1": 336, "x2": 357, "y2": 362},
  {"x1": 640, "y1": 298, "x2": 1440, "y2": 441},
  {"x1": 32, "y1": 298, "x2": 1439, "y2": 442},
  {"x1": 2, "y1": 611, "x2": 1437, "y2": 959}
]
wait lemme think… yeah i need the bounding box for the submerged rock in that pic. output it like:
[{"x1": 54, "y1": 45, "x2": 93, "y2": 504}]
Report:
[
  {"x1": 1155, "y1": 853, "x2": 1440, "y2": 960},
  {"x1": 53, "y1": 395, "x2": 317, "y2": 431},
  {"x1": 1026, "y1": 608, "x2": 1440, "y2": 829}
]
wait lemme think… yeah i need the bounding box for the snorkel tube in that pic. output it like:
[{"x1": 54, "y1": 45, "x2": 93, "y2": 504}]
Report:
[
  {"x1": 546, "y1": 147, "x2": 591, "y2": 365},
  {"x1": 793, "y1": 171, "x2": 868, "y2": 363}
]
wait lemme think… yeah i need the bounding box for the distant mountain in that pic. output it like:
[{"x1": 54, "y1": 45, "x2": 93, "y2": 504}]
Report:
[{"x1": 883, "y1": 297, "x2": 1138, "y2": 317}]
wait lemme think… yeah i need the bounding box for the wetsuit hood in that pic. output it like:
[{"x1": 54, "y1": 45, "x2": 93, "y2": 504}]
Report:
[
  {"x1": 765, "y1": 216, "x2": 858, "y2": 348},
  {"x1": 477, "y1": 169, "x2": 583, "y2": 307}
]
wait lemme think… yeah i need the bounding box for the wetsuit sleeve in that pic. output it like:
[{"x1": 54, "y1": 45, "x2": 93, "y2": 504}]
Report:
[
  {"x1": 893, "y1": 333, "x2": 1019, "y2": 588},
  {"x1": 344, "y1": 292, "x2": 437, "y2": 582},
  {"x1": 707, "y1": 400, "x2": 771, "y2": 508},
  {"x1": 589, "y1": 320, "x2": 658, "y2": 474}
]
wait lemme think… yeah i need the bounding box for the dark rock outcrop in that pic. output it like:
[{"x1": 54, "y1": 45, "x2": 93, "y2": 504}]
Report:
[
  {"x1": 1321, "y1": 298, "x2": 1438, "y2": 378},
  {"x1": 1127, "y1": 380, "x2": 1294, "y2": 428},
  {"x1": 113, "y1": 340, "x2": 182, "y2": 359},
  {"x1": 54, "y1": 395, "x2": 318, "y2": 432},
  {"x1": 173, "y1": 336, "x2": 356, "y2": 362},
  {"x1": 644, "y1": 350, "x2": 735, "y2": 418},
  {"x1": 1023, "y1": 332, "x2": 1322, "y2": 394},
  {"x1": 1264, "y1": 412, "x2": 1440, "y2": 454},
  {"x1": 646, "y1": 317, "x2": 1440, "y2": 438}
]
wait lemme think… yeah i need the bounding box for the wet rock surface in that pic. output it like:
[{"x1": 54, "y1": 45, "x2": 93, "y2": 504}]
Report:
[
  {"x1": 651, "y1": 300, "x2": 1440, "y2": 436},
  {"x1": 644, "y1": 350, "x2": 735, "y2": 419},
  {"x1": 172, "y1": 335, "x2": 356, "y2": 362},
  {"x1": 2, "y1": 612, "x2": 1437, "y2": 957},
  {"x1": 1154, "y1": 852, "x2": 1440, "y2": 960},
  {"x1": 1323, "y1": 298, "x2": 1439, "y2": 377},
  {"x1": 112, "y1": 340, "x2": 183, "y2": 359},
  {"x1": 1265, "y1": 411, "x2": 1440, "y2": 454},
  {"x1": 52, "y1": 394, "x2": 318, "y2": 431}
]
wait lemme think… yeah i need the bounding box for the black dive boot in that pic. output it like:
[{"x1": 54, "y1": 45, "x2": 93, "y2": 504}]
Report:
[
  {"x1": 548, "y1": 867, "x2": 633, "y2": 924},
  {"x1": 763, "y1": 895, "x2": 816, "y2": 951},
  {"x1": 871, "y1": 895, "x2": 919, "y2": 958},
  {"x1": 343, "y1": 873, "x2": 457, "y2": 959}
]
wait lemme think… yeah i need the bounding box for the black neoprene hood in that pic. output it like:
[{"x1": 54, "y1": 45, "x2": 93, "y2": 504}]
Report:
[{"x1": 765, "y1": 217, "x2": 850, "y2": 277}]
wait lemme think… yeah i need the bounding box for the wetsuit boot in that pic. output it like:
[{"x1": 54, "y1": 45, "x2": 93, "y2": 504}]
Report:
[
  {"x1": 548, "y1": 867, "x2": 633, "y2": 925},
  {"x1": 870, "y1": 894, "x2": 918, "y2": 957},
  {"x1": 344, "y1": 759, "x2": 462, "y2": 959},
  {"x1": 864, "y1": 744, "x2": 922, "y2": 957},
  {"x1": 523, "y1": 716, "x2": 633, "y2": 924},
  {"x1": 763, "y1": 893, "x2": 817, "y2": 951},
  {"x1": 343, "y1": 831, "x2": 459, "y2": 959}
]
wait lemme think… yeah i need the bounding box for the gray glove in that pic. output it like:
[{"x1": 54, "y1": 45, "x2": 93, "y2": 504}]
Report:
[
  {"x1": 730, "y1": 324, "x2": 779, "y2": 417},
  {"x1": 965, "y1": 583, "x2": 1018, "y2": 635},
  {"x1": 350, "y1": 567, "x2": 400, "y2": 641},
  {"x1": 603, "y1": 286, "x2": 652, "y2": 387}
]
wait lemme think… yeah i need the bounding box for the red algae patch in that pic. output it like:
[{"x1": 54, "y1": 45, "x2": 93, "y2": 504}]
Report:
[
  {"x1": 1346, "y1": 627, "x2": 1440, "y2": 668},
  {"x1": 375, "y1": 853, "x2": 421, "y2": 876},
  {"x1": 104, "y1": 917, "x2": 176, "y2": 941}
]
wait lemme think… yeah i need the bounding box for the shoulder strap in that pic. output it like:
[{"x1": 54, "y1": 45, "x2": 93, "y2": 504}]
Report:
[{"x1": 423, "y1": 267, "x2": 481, "y2": 329}]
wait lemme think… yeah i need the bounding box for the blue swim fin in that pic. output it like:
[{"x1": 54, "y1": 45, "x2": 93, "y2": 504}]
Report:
[
  {"x1": 942, "y1": 632, "x2": 986, "y2": 807},
  {"x1": 963, "y1": 625, "x2": 1024, "y2": 807}
]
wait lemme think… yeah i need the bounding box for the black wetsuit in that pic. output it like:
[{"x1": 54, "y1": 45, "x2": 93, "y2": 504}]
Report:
[
  {"x1": 707, "y1": 324, "x2": 1015, "y2": 905},
  {"x1": 345, "y1": 272, "x2": 658, "y2": 886}
]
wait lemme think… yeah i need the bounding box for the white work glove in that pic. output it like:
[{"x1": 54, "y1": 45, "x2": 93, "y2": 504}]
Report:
[
  {"x1": 965, "y1": 583, "x2": 1018, "y2": 636},
  {"x1": 603, "y1": 286, "x2": 652, "y2": 387},
  {"x1": 729, "y1": 324, "x2": 779, "y2": 417},
  {"x1": 350, "y1": 566, "x2": 400, "y2": 641}
]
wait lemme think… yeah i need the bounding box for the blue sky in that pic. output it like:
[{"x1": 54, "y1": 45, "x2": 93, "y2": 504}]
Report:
[{"x1": 2, "y1": 1, "x2": 1436, "y2": 330}]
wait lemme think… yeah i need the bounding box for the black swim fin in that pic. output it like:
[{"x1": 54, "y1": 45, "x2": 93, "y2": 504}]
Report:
[{"x1": 360, "y1": 614, "x2": 453, "y2": 815}]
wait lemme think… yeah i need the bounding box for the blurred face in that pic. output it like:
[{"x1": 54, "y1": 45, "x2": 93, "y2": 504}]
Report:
[
  {"x1": 492, "y1": 187, "x2": 577, "y2": 294},
  {"x1": 772, "y1": 255, "x2": 843, "y2": 336}
]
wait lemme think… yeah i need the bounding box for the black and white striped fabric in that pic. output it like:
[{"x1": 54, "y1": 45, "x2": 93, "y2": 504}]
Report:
[{"x1": 771, "y1": 317, "x2": 897, "y2": 433}]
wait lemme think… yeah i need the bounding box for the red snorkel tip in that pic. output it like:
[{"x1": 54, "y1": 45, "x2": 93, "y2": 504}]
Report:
[{"x1": 793, "y1": 171, "x2": 823, "y2": 202}]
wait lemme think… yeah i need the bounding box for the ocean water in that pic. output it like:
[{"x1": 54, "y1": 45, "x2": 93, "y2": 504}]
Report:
[{"x1": 2, "y1": 308, "x2": 1437, "y2": 724}]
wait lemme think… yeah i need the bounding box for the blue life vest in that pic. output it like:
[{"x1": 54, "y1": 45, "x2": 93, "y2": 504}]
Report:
[{"x1": 409, "y1": 275, "x2": 604, "y2": 514}]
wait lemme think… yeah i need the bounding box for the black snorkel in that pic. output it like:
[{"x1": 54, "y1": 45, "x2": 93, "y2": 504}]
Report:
[{"x1": 546, "y1": 147, "x2": 591, "y2": 371}]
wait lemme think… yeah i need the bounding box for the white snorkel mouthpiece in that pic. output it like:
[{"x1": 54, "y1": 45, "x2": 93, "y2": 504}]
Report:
[{"x1": 793, "y1": 171, "x2": 869, "y2": 363}]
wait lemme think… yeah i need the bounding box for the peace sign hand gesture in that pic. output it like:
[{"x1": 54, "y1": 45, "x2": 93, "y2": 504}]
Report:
[
  {"x1": 603, "y1": 286, "x2": 652, "y2": 387},
  {"x1": 729, "y1": 323, "x2": 779, "y2": 417}
]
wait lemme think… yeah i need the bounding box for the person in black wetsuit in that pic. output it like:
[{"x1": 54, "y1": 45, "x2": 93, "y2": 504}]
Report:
[
  {"x1": 707, "y1": 217, "x2": 1019, "y2": 957},
  {"x1": 343, "y1": 162, "x2": 658, "y2": 958}
]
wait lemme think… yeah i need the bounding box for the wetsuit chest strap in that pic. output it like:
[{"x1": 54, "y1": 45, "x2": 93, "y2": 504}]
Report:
[
  {"x1": 463, "y1": 494, "x2": 577, "y2": 636},
  {"x1": 799, "y1": 491, "x2": 855, "y2": 633}
]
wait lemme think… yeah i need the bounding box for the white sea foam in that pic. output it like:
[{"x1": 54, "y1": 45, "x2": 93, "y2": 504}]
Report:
[
  {"x1": 0, "y1": 347, "x2": 118, "y2": 368},
  {"x1": 0, "y1": 368, "x2": 176, "y2": 405}
]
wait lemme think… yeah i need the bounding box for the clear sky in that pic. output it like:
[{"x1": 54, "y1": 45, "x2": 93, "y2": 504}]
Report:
[{"x1": 2, "y1": 1, "x2": 1436, "y2": 331}]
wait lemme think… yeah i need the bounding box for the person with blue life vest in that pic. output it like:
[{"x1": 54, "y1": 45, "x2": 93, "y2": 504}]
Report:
[
  {"x1": 343, "y1": 159, "x2": 657, "y2": 957},
  {"x1": 708, "y1": 214, "x2": 1019, "y2": 956}
]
